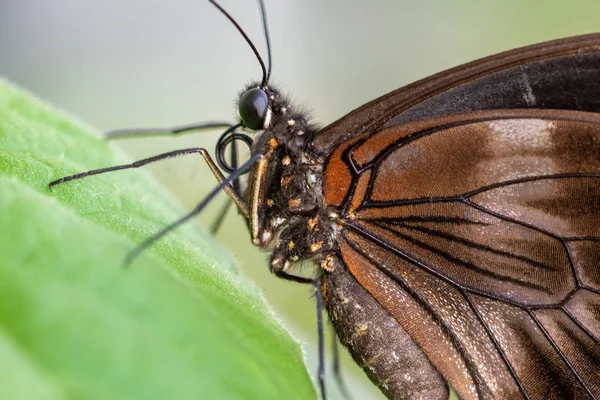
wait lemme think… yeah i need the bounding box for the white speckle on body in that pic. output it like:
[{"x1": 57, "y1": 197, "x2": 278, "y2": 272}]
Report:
[
  {"x1": 271, "y1": 216, "x2": 286, "y2": 228},
  {"x1": 261, "y1": 230, "x2": 272, "y2": 242}
]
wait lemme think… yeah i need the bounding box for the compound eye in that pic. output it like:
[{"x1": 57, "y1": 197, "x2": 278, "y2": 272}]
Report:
[{"x1": 239, "y1": 88, "x2": 269, "y2": 130}]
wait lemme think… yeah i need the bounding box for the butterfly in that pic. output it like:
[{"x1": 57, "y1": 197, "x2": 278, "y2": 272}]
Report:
[{"x1": 49, "y1": 1, "x2": 600, "y2": 399}]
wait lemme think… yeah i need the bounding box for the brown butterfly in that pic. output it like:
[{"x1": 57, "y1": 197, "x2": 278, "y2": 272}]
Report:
[{"x1": 49, "y1": 1, "x2": 600, "y2": 399}]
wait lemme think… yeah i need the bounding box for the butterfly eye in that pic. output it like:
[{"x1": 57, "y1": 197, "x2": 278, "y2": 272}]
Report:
[{"x1": 239, "y1": 88, "x2": 269, "y2": 130}]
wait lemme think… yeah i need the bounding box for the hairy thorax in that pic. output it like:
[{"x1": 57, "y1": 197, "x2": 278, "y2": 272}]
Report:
[{"x1": 244, "y1": 87, "x2": 338, "y2": 275}]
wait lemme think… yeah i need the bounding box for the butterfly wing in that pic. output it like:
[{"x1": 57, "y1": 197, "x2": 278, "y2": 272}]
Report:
[
  {"x1": 322, "y1": 109, "x2": 600, "y2": 399},
  {"x1": 311, "y1": 33, "x2": 600, "y2": 155}
]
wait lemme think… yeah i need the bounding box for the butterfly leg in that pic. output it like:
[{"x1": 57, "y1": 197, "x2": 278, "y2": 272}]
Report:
[
  {"x1": 121, "y1": 153, "x2": 260, "y2": 265},
  {"x1": 314, "y1": 276, "x2": 327, "y2": 400},
  {"x1": 210, "y1": 132, "x2": 242, "y2": 235},
  {"x1": 272, "y1": 270, "x2": 327, "y2": 400},
  {"x1": 105, "y1": 121, "x2": 235, "y2": 139},
  {"x1": 48, "y1": 147, "x2": 249, "y2": 218},
  {"x1": 331, "y1": 331, "x2": 353, "y2": 400},
  {"x1": 210, "y1": 199, "x2": 233, "y2": 234},
  {"x1": 106, "y1": 122, "x2": 244, "y2": 235}
]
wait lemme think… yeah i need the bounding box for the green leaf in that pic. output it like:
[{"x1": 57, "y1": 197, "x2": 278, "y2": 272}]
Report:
[{"x1": 0, "y1": 79, "x2": 316, "y2": 400}]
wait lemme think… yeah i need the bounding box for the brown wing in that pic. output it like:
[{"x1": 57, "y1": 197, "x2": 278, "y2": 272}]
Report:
[
  {"x1": 311, "y1": 33, "x2": 600, "y2": 156},
  {"x1": 322, "y1": 109, "x2": 600, "y2": 399}
]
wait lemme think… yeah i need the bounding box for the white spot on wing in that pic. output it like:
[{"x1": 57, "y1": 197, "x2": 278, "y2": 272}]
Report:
[
  {"x1": 489, "y1": 119, "x2": 555, "y2": 148},
  {"x1": 521, "y1": 74, "x2": 536, "y2": 106}
]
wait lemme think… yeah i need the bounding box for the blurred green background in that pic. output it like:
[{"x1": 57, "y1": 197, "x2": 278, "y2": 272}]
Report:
[{"x1": 1, "y1": 0, "x2": 599, "y2": 398}]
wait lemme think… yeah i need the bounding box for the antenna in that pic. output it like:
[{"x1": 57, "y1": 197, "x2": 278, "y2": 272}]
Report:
[
  {"x1": 257, "y1": 0, "x2": 272, "y2": 83},
  {"x1": 209, "y1": 0, "x2": 273, "y2": 87}
]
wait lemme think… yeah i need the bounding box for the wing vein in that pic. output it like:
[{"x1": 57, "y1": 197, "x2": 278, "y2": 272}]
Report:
[
  {"x1": 383, "y1": 220, "x2": 557, "y2": 272},
  {"x1": 527, "y1": 310, "x2": 596, "y2": 398},
  {"x1": 362, "y1": 220, "x2": 551, "y2": 292}
]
